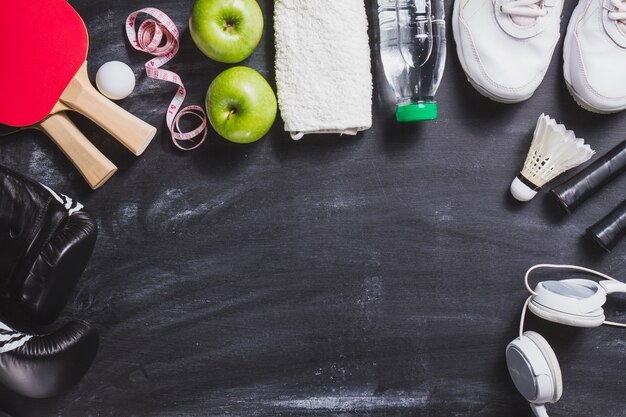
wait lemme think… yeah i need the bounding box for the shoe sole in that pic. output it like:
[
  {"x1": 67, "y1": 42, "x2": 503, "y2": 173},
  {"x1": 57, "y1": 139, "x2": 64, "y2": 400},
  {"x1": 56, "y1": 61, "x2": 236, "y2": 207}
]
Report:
[
  {"x1": 562, "y1": 0, "x2": 626, "y2": 114},
  {"x1": 565, "y1": 80, "x2": 616, "y2": 114},
  {"x1": 452, "y1": 0, "x2": 534, "y2": 104}
]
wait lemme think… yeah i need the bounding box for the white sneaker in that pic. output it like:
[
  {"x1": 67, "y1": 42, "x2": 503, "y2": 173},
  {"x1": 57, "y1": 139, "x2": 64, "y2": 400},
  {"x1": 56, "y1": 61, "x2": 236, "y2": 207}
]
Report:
[
  {"x1": 564, "y1": 0, "x2": 626, "y2": 113},
  {"x1": 453, "y1": 0, "x2": 564, "y2": 103}
]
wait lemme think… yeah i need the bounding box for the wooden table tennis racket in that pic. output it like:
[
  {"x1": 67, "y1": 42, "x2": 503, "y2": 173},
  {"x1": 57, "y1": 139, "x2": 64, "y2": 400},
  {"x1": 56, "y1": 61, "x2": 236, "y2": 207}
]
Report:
[
  {"x1": 0, "y1": 0, "x2": 157, "y2": 156},
  {"x1": 0, "y1": 114, "x2": 117, "y2": 190}
]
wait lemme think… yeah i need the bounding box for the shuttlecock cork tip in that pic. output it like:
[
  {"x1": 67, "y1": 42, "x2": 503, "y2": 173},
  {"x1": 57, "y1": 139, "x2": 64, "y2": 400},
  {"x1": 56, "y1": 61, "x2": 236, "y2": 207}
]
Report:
[{"x1": 511, "y1": 176, "x2": 539, "y2": 202}]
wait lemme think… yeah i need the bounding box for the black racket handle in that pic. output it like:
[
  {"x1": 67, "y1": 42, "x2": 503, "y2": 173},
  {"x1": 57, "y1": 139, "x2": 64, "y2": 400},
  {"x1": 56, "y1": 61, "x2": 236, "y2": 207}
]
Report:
[
  {"x1": 587, "y1": 199, "x2": 626, "y2": 252},
  {"x1": 550, "y1": 140, "x2": 626, "y2": 213}
]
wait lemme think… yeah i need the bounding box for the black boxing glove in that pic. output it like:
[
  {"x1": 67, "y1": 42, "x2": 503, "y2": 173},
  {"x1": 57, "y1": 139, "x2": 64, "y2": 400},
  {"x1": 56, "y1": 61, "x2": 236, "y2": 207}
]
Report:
[
  {"x1": 0, "y1": 164, "x2": 97, "y2": 325},
  {"x1": 0, "y1": 319, "x2": 98, "y2": 398}
]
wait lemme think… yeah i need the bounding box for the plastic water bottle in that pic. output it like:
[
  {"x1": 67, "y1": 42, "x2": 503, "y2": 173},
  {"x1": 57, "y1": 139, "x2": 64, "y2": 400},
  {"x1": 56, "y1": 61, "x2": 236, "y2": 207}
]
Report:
[{"x1": 378, "y1": 0, "x2": 446, "y2": 122}]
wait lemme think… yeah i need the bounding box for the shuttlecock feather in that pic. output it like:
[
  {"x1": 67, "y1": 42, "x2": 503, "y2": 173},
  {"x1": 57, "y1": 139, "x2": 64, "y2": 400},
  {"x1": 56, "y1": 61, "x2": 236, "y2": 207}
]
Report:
[{"x1": 511, "y1": 114, "x2": 595, "y2": 202}]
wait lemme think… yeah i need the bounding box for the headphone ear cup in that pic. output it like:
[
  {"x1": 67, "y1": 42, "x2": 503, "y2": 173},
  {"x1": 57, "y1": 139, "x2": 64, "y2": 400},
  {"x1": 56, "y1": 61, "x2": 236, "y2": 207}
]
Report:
[
  {"x1": 506, "y1": 331, "x2": 562, "y2": 405},
  {"x1": 529, "y1": 298, "x2": 605, "y2": 328},
  {"x1": 523, "y1": 331, "x2": 563, "y2": 402}
]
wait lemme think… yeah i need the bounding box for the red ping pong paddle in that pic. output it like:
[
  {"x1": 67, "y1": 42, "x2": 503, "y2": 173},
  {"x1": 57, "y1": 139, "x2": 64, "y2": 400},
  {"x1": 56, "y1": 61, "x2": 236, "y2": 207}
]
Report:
[
  {"x1": 0, "y1": 0, "x2": 156, "y2": 156},
  {"x1": 0, "y1": 114, "x2": 117, "y2": 190}
]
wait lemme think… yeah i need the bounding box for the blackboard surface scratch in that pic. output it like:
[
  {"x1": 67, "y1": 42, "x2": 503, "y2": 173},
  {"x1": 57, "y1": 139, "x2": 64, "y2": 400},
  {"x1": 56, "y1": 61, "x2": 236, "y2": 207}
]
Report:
[{"x1": 0, "y1": 1, "x2": 624, "y2": 416}]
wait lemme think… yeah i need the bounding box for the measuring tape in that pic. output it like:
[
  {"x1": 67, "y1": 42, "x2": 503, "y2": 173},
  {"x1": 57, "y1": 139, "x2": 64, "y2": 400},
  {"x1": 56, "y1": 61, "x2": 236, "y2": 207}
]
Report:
[{"x1": 126, "y1": 8, "x2": 207, "y2": 151}]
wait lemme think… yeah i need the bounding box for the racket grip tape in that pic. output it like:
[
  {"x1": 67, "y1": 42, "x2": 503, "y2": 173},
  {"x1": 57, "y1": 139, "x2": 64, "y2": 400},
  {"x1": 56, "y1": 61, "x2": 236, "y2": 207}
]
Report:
[
  {"x1": 587, "y1": 199, "x2": 626, "y2": 252},
  {"x1": 38, "y1": 113, "x2": 117, "y2": 189},
  {"x1": 550, "y1": 140, "x2": 626, "y2": 214}
]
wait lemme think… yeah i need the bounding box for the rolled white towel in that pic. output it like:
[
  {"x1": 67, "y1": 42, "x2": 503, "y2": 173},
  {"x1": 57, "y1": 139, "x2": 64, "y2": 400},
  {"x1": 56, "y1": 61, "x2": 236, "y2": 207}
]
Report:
[{"x1": 274, "y1": 0, "x2": 373, "y2": 140}]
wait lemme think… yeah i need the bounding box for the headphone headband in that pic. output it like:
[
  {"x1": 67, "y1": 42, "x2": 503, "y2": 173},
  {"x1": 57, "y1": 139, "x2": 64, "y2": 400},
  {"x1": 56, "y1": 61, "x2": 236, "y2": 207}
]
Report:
[
  {"x1": 524, "y1": 264, "x2": 621, "y2": 295},
  {"x1": 523, "y1": 264, "x2": 626, "y2": 329}
]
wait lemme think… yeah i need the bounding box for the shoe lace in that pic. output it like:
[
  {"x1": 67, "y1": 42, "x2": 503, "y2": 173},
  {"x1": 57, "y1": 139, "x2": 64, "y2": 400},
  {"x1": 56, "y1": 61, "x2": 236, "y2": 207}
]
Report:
[
  {"x1": 607, "y1": 0, "x2": 626, "y2": 23},
  {"x1": 501, "y1": 0, "x2": 548, "y2": 18}
]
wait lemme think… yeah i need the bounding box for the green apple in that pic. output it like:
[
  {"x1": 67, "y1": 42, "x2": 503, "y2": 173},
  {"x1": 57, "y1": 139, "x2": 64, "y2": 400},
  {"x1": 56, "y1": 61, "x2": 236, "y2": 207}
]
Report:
[
  {"x1": 206, "y1": 67, "x2": 277, "y2": 144},
  {"x1": 189, "y1": 0, "x2": 264, "y2": 64}
]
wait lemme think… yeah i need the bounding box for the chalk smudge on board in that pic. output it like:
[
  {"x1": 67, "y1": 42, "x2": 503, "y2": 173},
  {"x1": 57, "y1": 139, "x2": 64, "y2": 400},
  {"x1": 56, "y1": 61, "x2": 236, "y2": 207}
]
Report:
[
  {"x1": 269, "y1": 392, "x2": 428, "y2": 410},
  {"x1": 28, "y1": 146, "x2": 59, "y2": 185}
]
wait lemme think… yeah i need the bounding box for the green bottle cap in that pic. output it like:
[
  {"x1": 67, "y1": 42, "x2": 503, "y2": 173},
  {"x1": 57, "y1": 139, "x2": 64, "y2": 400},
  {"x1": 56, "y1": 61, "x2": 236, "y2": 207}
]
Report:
[{"x1": 395, "y1": 102, "x2": 438, "y2": 122}]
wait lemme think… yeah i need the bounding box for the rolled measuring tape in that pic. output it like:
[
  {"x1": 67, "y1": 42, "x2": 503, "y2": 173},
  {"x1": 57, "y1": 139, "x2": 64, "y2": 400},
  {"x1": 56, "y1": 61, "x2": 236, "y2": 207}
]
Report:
[
  {"x1": 587, "y1": 199, "x2": 626, "y2": 252},
  {"x1": 550, "y1": 140, "x2": 626, "y2": 214},
  {"x1": 126, "y1": 8, "x2": 207, "y2": 150}
]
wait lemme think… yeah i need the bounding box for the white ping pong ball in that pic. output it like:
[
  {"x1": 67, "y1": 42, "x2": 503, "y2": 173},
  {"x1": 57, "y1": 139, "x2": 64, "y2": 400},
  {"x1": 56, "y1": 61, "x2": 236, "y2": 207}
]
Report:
[{"x1": 96, "y1": 61, "x2": 136, "y2": 100}]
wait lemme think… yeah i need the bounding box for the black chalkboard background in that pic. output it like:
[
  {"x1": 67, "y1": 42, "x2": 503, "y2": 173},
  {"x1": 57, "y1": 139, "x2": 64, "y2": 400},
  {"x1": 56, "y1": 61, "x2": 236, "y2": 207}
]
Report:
[{"x1": 0, "y1": 1, "x2": 624, "y2": 416}]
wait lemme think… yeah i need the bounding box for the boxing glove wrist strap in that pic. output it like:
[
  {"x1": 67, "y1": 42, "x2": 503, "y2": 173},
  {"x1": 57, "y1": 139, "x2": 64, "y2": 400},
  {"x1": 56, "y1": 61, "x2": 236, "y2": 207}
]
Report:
[
  {"x1": 0, "y1": 321, "x2": 32, "y2": 354},
  {"x1": 40, "y1": 183, "x2": 84, "y2": 215}
]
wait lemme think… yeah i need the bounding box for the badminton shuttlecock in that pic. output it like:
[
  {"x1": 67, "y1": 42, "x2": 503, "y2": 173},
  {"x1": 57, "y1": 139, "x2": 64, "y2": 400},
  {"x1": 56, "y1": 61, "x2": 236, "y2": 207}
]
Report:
[{"x1": 511, "y1": 114, "x2": 595, "y2": 202}]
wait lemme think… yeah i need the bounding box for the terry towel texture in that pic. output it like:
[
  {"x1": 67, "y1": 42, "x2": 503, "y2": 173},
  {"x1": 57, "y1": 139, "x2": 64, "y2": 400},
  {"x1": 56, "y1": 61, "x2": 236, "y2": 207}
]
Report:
[{"x1": 274, "y1": 0, "x2": 373, "y2": 140}]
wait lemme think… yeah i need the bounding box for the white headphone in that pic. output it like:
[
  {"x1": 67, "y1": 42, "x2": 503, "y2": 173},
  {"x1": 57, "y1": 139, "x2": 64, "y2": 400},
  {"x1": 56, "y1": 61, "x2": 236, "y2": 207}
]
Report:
[{"x1": 506, "y1": 264, "x2": 626, "y2": 417}]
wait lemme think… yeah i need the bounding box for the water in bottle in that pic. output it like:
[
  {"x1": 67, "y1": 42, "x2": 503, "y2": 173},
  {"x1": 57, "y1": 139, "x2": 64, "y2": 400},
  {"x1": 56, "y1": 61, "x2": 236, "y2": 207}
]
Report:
[{"x1": 378, "y1": 0, "x2": 446, "y2": 122}]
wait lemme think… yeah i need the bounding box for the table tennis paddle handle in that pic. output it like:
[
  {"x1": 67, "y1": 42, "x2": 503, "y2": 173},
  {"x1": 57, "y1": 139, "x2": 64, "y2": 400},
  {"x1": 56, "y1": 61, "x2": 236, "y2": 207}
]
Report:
[
  {"x1": 38, "y1": 113, "x2": 117, "y2": 190},
  {"x1": 60, "y1": 63, "x2": 157, "y2": 156}
]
